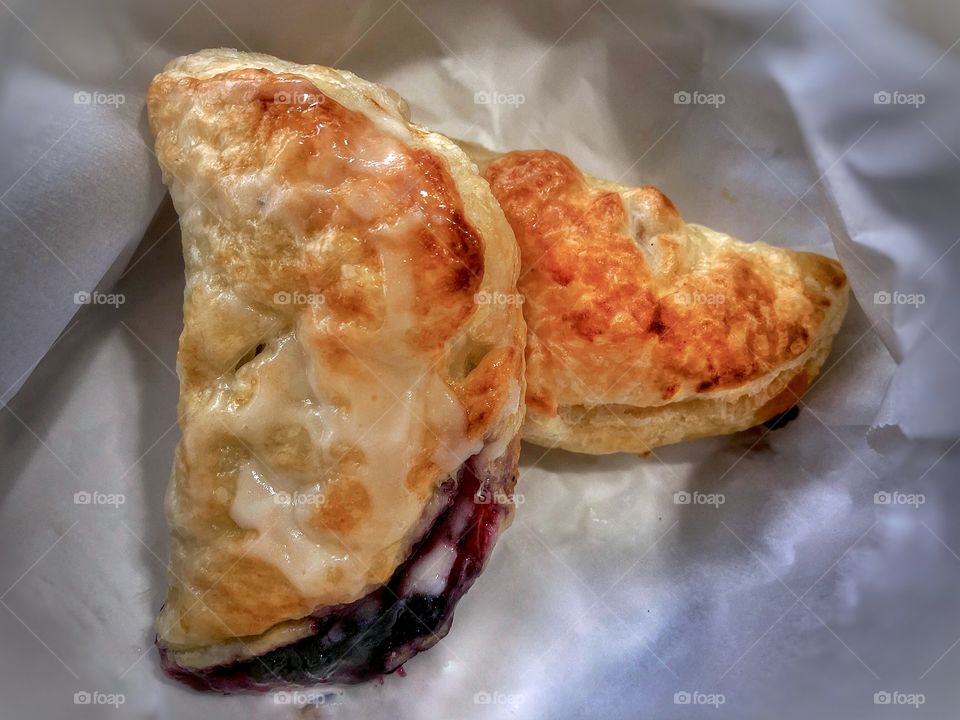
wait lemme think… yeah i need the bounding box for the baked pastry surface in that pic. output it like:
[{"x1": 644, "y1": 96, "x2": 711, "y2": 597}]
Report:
[
  {"x1": 147, "y1": 50, "x2": 524, "y2": 684},
  {"x1": 460, "y1": 142, "x2": 848, "y2": 454}
]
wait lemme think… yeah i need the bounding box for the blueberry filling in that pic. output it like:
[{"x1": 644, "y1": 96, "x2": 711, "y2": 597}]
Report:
[
  {"x1": 761, "y1": 405, "x2": 800, "y2": 431},
  {"x1": 159, "y1": 447, "x2": 517, "y2": 692}
]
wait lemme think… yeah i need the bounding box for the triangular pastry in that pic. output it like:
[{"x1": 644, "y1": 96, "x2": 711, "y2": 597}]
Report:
[
  {"x1": 460, "y1": 142, "x2": 848, "y2": 454},
  {"x1": 147, "y1": 50, "x2": 525, "y2": 690}
]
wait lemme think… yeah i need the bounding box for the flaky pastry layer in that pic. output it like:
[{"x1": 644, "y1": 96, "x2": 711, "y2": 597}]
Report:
[
  {"x1": 460, "y1": 142, "x2": 848, "y2": 454},
  {"x1": 147, "y1": 50, "x2": 525, "y2": 655}
]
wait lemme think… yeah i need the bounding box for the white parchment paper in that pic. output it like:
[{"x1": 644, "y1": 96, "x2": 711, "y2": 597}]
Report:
[{"x1": 2, "y1": 1, "x2": 959, "y2": 718}]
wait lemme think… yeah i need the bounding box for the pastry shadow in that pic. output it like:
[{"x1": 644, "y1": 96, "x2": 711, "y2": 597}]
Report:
[
  {"x1": 518, "y1": 441, "x2": 645, "y2": 476},
  {"x1": 112, "y1": 195, "x2": 184, "y2": 673}
]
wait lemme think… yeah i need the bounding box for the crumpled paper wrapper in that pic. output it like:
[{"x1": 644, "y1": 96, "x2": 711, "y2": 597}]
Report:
[{"x1": 2, "y1": 0, "x2": 959, "y2": 718}]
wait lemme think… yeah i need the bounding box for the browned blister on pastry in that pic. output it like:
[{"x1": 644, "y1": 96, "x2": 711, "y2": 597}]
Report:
[{"x1": 461, "y1": 143, "x2": 848, "y2": 454}]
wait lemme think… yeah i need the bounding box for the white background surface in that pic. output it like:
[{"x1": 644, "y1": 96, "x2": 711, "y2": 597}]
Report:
[{"x1": 1, "y1": 1, "x2": 959, "y2": 718}]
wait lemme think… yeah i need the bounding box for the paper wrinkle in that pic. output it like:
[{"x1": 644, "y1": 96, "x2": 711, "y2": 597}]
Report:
[{"x1": 2, "y1": 1, "x2": 958, "y2": 718}]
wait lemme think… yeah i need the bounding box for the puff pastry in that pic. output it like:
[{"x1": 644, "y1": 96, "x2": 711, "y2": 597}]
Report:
[
  {"x1": 460, "y1": 142, "x2": 848, "y2": 454},
  {"x1": 147, "y1": 50, "x2": 525, "y2": 690}
]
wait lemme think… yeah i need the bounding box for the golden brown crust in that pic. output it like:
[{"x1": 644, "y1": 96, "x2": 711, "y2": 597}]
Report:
[
  {"x1": 148, "y1": 50, "x2": 525, "y2": 656},
  {"x1": 466, "y1": 145, "x2": 848, "y2": 454}
]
